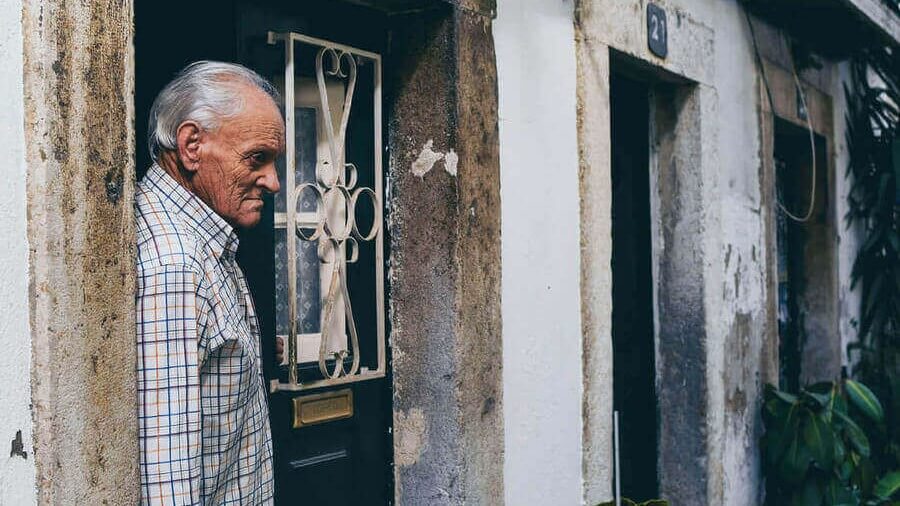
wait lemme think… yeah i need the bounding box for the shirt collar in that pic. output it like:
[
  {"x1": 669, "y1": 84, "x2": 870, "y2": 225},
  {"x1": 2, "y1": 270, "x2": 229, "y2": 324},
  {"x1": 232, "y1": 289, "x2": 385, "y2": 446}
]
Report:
[{"x1": 145, "y1": 163, "x2": 240, "y2": 259}]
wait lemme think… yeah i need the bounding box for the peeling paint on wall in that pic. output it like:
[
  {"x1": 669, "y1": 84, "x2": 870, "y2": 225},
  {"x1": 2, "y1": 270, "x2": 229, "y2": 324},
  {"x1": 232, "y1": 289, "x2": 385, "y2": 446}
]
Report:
[
  {"x1": 444, "y1": 149, "x2": 459, "y2": 176},
  {"x1": 410, "y1": 139, "x2": 459, "y2": 178}
]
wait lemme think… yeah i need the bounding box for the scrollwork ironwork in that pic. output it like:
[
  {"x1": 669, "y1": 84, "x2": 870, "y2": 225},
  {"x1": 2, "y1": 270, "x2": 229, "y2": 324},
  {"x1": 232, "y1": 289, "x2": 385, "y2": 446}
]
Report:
[{"x1": 268, "y1": 31, "x2": 385, "y2": 393}]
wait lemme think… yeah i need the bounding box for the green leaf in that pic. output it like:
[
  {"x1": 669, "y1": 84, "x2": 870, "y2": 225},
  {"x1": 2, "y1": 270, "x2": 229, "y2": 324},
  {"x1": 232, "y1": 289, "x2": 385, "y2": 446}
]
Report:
[
  {"x1": 803, "y1": 391, "x2": 832, "y2": 409},
  {"x1": 804, "y1": 413, "x2": 835, "y2": 469},
  {"x1": 768, "y1": 403, "x2": 803, "y2": 464},
  {"x1": 781, "y1": 436, "x2": 813, "y2": 484},
  {"x1": 839, "y1": 460, "x2": 854, "y2": 481},
  {"x1": 775, "y1": 389, "x2": 801, "y2": 405},
  {"x1": 797, "y1": 476, "x2": 825, "y2": 506},
  {"x1": 853, "y1": 457, "x2": 876, "y2": 497},
  {"x1": 637, "y1": 501, "x2": 668, "y2": 506},
  {"x1": 835, "y1": 410, "x2": 871, "y2": 458},
  {"x1": 833, "y1": 391, "x2": 849, "y2": 415},
  {"x1": 834, "y1": 436, "x2": 847, "y2": 465},
  {"x1": 875, "y1": 471, "x2": 900, "y2": 500},
  {"x1": 766, "y1": 397, "x2": 791, "y2": 420},
  {"x1": 825, "y1": 479, "x2": 858, "y2": 506},
  {"x1": 845, "y1": 380, "x2": 885, "y2": 424}
]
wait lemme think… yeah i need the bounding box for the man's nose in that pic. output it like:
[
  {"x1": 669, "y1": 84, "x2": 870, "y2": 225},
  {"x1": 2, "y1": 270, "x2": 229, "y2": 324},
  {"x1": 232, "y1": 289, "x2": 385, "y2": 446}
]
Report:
[{"x1": 259, "y1": 163, "x2": 281, "y2": 194}]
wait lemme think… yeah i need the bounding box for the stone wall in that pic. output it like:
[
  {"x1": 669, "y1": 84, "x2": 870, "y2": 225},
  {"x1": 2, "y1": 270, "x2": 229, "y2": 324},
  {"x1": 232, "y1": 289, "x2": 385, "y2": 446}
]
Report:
[
  {"x1": 22, "y1": 0, "x2": 139, "y2": 503},
  {"x1": 387, "y1": 3, "x2": 504, "y2": 504}
]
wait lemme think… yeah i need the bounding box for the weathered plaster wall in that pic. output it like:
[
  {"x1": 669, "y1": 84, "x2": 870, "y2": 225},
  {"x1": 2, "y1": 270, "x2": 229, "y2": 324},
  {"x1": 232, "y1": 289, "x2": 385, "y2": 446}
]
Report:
[
  {"x1": 22, "y1": 0, "x2": 139, "y2": 503},
  {"x1": 387, "y1": 4, "x2": 504, "y2": 504},
  {"x1": 575, "y1": 1, "x2": 855, "y2": 504},
  {"x1": 576, "y1": 1, "x2": 721, "y2": 504},
  {"x1": 754, "y1": 24, "x2": 843, "y2": 386},
  {"x1": 708, "y1": 4, "x2": 770, "y2": 505},
  {"x1": 495, "y1": 0, "x2": 584, "y2": 504},
  {"x1": 574, "y1": 21, "x2": 614, "y2": 506},
  {"x1": 833, "y1": 60, "x2": 863, "y2": 369},
  {"x1": 0, "y1": 0, "x2": 37, "y2": 503}
]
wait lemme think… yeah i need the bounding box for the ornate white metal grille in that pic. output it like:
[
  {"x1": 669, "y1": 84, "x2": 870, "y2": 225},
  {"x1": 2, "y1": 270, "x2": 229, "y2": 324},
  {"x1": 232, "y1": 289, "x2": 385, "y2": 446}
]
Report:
[{"x1": 268, "y1": 31, "x2": 385, "y2": 392}]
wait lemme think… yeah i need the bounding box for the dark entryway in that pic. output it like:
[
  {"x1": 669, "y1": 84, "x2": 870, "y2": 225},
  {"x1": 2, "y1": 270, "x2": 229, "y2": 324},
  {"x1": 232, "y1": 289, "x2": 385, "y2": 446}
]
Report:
[
  {"x1": 610, "y1": 72, "x2": 660, "y2": 500},
  {"x1": 773, "y1": 117, "x2": 832, "y2": 390},
  {"x1": 135, "y1": 2, "x2": 395, "y2": 504}
]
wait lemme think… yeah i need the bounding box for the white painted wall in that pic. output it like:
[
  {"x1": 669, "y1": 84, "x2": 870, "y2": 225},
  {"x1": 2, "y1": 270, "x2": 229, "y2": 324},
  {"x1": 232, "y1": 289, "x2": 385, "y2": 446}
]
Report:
[
  {"x1": 0, "y1": 0, "x2": 36, "y2": 503},
  {"x1": 495, "y1": 1, "x2": 585, "y2": 504},
  {"x1": 709, "y1": 2, "x2": 768, "y2": 503}
]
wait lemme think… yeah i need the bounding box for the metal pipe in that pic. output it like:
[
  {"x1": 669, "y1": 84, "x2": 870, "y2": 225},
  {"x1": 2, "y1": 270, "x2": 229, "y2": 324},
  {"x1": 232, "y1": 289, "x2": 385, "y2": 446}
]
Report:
[{"x1": 614, "y1": 410, "x2": 621, "y2": 506}]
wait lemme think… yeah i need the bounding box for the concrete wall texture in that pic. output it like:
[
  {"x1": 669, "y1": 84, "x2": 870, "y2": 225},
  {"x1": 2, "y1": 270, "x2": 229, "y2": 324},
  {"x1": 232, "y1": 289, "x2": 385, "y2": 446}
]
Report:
[
  {"x1": 386, "y1": 5, "x2": 504, "y2": 504},
  {"x1": 0, "y1": 0, "x2": 37, "y2": 503},
  {"x1": 495, "y1": 0, "x2": 585, "y2": 504},
  {"x1": 22, "y1": 0, "x2": 139, "y2": 503}
]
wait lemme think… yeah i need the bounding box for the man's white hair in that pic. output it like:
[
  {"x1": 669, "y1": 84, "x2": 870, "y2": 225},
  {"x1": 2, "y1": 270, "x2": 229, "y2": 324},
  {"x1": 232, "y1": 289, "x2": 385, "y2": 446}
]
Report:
[{"x1": 148, "y1": 60, "x2": 279, "y2": 162}]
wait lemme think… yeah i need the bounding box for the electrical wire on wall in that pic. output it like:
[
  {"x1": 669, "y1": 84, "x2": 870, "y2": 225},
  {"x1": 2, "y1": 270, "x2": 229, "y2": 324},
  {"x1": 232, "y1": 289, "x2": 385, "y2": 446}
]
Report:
[{"x1": 745, "y1": 10, "x2": 818, "y2": 223}]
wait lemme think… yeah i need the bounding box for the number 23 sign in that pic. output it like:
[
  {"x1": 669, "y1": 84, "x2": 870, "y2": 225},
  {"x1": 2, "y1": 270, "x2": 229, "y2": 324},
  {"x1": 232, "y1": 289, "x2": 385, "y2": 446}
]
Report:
[{"x1": 647, "y1": 3, "x2": 668, "y2": 59}]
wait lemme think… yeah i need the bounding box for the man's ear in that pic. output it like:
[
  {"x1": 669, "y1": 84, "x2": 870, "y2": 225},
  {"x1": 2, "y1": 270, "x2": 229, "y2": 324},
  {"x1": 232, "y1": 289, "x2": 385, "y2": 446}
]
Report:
[{"x1": 175, "y1": 121, "x2": 203, "y2": 173}]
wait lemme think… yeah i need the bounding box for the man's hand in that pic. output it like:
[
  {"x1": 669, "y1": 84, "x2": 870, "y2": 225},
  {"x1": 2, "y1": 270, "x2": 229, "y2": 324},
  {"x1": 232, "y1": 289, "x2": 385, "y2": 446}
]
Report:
[{"x1": 276, "y1": 336, "x2": 285, "y2": 365}]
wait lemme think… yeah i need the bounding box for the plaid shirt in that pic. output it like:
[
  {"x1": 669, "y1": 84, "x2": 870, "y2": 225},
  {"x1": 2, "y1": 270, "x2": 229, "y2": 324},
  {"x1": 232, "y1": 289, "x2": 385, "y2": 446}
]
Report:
[{"x1": 135, "y1": 164, "x2": 274, "y2": 505}]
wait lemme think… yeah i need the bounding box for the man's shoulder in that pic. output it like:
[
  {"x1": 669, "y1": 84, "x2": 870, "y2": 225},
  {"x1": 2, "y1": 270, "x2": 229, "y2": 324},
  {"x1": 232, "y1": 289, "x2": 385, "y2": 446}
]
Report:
[{"x1": 135, "y1": 178, "x2": 206, "y2": 274}]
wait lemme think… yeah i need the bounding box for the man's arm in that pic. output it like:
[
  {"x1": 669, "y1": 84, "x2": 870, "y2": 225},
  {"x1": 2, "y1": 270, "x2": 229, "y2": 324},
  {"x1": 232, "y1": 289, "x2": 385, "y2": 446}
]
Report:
[{"x1": 136, "y1": 264, "x2": 203, "y2": 506}]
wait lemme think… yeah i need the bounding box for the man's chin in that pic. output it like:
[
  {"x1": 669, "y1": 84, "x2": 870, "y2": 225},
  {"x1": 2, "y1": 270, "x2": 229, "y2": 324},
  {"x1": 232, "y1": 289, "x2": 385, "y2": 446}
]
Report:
[{"x1": 234, "y1": 212, "x2": 263, "y2": 229}]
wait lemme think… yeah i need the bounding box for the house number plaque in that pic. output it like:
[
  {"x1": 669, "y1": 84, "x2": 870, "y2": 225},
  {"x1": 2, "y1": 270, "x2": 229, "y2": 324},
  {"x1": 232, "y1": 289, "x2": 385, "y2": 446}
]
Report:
[{"x1": 647, "y1": 3, "x2": 668, "y2": 59}]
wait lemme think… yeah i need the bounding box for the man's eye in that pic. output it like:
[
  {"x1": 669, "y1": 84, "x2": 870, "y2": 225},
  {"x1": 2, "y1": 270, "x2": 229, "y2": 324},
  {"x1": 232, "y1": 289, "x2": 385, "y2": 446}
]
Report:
[{"x1": 248, "y1": 152, "x2": 268, "y2": 165}]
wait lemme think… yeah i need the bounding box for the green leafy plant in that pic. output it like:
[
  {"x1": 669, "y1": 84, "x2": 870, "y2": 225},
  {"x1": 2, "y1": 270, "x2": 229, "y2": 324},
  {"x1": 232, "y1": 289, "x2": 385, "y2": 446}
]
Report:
[
  {"x1": 844, "y1": 45, "x2": 900, "y2": 475},
  {"x1": 762, "y1": 380, "x2": 900, "y2": 505}
]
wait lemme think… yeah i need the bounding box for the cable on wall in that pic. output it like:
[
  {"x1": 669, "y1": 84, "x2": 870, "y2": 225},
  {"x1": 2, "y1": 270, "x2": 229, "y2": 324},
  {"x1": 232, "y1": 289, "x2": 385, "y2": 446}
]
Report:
[{"x1": 745, "y1": 10, "x2": 818, "y2": 223}]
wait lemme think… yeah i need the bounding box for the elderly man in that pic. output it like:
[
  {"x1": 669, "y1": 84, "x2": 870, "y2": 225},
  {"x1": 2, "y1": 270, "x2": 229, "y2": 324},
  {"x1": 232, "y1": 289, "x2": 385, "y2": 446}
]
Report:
[{"x1": 135, "y1": 61, "x2": 283, "y2": 505}]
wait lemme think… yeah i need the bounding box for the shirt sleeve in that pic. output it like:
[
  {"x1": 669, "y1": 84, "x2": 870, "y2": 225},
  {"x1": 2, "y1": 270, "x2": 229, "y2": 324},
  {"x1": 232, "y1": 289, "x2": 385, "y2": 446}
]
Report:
[{"x1": 136, "y1": 264, "x2": 203, "y2": 506}]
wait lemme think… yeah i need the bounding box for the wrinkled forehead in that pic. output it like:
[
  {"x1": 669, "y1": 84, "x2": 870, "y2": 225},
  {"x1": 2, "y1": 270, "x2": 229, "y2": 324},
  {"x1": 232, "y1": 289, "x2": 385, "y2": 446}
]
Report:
[{"x1": 219, "y1": 84, "x2": 285, "y2": 149}]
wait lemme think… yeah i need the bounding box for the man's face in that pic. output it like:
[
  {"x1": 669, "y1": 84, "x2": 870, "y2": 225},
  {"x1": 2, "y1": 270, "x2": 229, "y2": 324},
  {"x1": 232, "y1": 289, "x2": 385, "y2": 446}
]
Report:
[{"x1": 190, "y1": 86, "x2": 284, "y2": 229}]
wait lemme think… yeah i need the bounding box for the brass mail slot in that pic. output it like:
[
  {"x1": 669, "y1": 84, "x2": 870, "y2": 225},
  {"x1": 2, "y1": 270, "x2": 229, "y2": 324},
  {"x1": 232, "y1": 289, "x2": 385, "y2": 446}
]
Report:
[{"x1": 293, "y1": 389, "x2": 354, "y2": 428}]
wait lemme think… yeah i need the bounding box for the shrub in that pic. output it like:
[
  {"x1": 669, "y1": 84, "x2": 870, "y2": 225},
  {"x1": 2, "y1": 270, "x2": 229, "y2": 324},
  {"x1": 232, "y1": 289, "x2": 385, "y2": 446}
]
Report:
[{"x1": 762, "y1": 380, "x2": 900, "y2": 505}]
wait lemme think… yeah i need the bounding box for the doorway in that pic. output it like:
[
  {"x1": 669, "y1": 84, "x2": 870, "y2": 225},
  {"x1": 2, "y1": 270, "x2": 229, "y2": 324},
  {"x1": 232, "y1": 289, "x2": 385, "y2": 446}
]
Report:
[
  {"x1": 610, "y1": 72, "x2": 659, "y2": 501},
  {"x1": 135, "y1": 2, "x2": 394, "y2": 504},
  {"x1": 773, "y1": 117, "x2": 834, "y2": 389}
]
